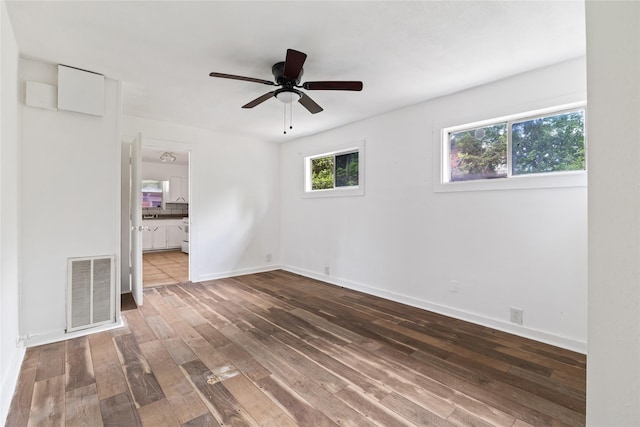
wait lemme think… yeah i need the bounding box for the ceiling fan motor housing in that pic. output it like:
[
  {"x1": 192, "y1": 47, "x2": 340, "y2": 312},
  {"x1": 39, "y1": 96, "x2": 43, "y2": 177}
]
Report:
[{"x1": 272, "y1": 61, "x2": 303, "y2": 86}]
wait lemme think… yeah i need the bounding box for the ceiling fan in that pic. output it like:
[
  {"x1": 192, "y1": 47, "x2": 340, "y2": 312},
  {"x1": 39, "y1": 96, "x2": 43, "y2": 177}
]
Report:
[{"x1": 209, "y1": 49, "x2": 363, "y2": 114}]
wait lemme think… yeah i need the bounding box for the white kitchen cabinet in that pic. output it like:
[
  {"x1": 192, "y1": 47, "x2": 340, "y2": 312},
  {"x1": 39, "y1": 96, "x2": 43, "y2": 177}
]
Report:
[
  {"x1": 143, "y1": 225, "x2": 167, "y2": 250},
  {"x1": 143, "y1": 220, "x2": 184, "y2": 251},
  {"x1": 166, "y1": 224, "x2": 184, "y2": 248},
  {"x1": 152, "y1": 225, "x2": 167, "y2": 250},
  {"x1": 169, "y1": 176, "x2": 189, "y2": 203}
]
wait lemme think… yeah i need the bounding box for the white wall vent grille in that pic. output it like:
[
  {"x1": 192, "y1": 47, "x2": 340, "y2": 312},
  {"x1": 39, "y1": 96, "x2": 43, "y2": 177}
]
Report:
[{"x1": 67, "y1": 255, "x2": 115, "y2": 332}]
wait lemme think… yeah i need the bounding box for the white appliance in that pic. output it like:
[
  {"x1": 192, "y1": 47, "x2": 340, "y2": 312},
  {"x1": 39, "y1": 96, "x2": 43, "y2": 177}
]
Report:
[{"x1": 181, "y1": 217, "x2": 189, "y2": 254}]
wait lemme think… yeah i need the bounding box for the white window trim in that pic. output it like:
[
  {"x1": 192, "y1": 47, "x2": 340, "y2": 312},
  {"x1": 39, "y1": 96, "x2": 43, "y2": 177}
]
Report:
[
  {"x1": 303, "y1": 140, "x2": 365, "y2": 198},
  {"x1": 434, "y1": 102, "x2": 587, "y2": 193}
]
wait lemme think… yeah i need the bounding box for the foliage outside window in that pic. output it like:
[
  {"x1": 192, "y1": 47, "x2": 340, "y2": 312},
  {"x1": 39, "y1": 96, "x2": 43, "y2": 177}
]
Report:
[
  {"x1": 310, "y1": 151, "x2": 359, "y2": 190},
  {"x1": 446, "y1": 108, "x2": 585, "y2": 183},
  {"x1": 304, "y1": 144, "x2": 364, "y2": 197}
]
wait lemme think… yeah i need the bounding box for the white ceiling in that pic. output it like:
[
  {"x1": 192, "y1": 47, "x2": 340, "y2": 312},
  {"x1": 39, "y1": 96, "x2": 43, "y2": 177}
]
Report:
[
  {"x1": 141, "y1": 146, "x2": 188, "y2": 165},
  {"x1": 6, "y1": 1, "x2": 586, "y2": 143}
]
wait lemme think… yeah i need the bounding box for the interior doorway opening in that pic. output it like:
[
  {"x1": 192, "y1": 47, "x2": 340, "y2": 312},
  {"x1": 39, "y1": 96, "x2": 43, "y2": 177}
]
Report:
[
  {"x1": 140, "y1": 146, "x2": 190, "y2": 288},
  {"x1": 121, "y1": 136, "x2": 192, "y2": 308}
]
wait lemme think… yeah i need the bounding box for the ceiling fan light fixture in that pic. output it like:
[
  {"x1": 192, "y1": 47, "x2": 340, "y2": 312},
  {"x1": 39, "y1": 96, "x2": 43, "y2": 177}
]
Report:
[{"x1": 275, "y1": 90, "x2": 301, "y2": 104}]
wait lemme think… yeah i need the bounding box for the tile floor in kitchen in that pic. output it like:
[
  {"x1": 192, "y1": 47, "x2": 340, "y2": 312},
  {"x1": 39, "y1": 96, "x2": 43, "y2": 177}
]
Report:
[{"x1": 143, "y1": 250, "x2": 189, "y2": 287}]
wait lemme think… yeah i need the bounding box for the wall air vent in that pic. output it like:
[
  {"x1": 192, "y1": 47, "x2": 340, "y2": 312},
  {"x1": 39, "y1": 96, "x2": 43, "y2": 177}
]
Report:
[{"x1": 67, "y1": 255, "x2": 115, "y2": 332}]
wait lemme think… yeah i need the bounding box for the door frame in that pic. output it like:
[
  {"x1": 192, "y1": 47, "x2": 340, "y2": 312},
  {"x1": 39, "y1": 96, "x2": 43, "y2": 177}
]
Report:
[{"x1": 122, "y1": 136, "x2": 192, "y2": 296}]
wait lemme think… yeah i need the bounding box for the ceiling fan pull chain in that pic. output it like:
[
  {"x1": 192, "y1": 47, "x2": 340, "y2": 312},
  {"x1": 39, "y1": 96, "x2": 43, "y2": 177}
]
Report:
[
  {"x1": 290, "y1": 102, "x2": 293, "y2": 131},
  {"x1": 283, "y1": 103, "x2": 287, "y2": 134}
]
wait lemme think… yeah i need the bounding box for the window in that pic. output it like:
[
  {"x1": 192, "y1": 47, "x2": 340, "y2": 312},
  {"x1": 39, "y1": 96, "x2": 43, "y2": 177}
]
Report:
[
  {"x1": 304, "y1": 143, "x2": 364, "y2": 197},
  {"x1": 442, "y1": 105, "x2": 586, "y2": 190}
]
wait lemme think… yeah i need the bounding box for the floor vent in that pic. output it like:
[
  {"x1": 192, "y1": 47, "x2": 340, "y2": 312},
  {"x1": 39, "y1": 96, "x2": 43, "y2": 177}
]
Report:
[{"x1": 67, "y1": 255, "x2": 115, "y2": 333}]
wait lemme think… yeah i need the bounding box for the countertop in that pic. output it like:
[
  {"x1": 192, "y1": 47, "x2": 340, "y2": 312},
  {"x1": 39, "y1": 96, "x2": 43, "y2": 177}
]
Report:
[{"x1": 142, "y1": 215, "x2": 188, "y2": 220}]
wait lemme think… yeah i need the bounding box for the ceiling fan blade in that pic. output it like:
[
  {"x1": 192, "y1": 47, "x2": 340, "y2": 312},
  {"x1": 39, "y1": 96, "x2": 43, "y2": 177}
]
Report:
[
  {"x1": 298, "y1": 93, "x2": 323, "y2": 114},
  {"x1": 283, "y1": 49, "x2": 307, "y2": 81},
  {"x1": 303, "y1": 81, "x2": 363, "y2": 91},
  {"x1": 209, "y1": 72, "x2": 275, "y2": 86},
  {"x1": 242, "y1": 91, "x2": 275, "y2": 109}
]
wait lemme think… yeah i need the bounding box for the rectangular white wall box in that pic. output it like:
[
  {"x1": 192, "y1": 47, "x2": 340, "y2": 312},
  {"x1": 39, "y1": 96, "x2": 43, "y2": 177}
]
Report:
[
  {"x1": 58, "y1": 64, "x2": 104, "y2": 116},
  {"x1": 25, "y1": 81, "x2": 57, "y2": 111},
  {"x1": 67, "y1": 255, "x2": 115, "y2": 332}
]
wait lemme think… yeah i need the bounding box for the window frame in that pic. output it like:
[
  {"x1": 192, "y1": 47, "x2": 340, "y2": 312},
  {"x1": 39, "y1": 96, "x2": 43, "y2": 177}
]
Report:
[
  {"x1": 435, "y1": 103, "x2": 587, "y2": 193},
  {"x1": 303, "y1": 141, "x2": 365, "y2": 198}
]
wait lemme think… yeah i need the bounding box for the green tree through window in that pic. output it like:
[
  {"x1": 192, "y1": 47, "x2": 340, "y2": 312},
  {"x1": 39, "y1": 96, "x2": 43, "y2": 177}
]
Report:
[
  {"x1": 512, "y1": 111, "x2": 585, "y2": 175},
  {"x1": 450, "y1": 124, "x2": 507, "y2": 181},
  {"x1": 447, "y1": 108, "x2": 585, "y2": 182},
  {"x1": 311, "y1": 156, "x2": 334, "y2": 190},
  {"x1": 310, "y1": 151, "x2": 359, "y2": 190}
]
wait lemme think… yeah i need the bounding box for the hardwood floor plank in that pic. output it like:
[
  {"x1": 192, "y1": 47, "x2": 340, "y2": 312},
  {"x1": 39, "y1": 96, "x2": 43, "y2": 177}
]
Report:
[
  {"x1": 162, "y1": 337, "x2": 198, "y2": 365},
  {"x1": 138, "y1": 340, "x2": 208, "y2": 425},
  {"x1": 193, "y1": 322, "x2": 233, "y2": 348},
  {"x1": 65, "y1": 336, "x2": 95, "y2": 391},
  {"x1": 273, "y1": 330, "x2": 389, "y2": 400},
  {"x1": 256, "y1": 375, "x2": 337, "y2": 427},
  {"x1": 28, "y1": 374, "x2": 65, "y2": 427},
  {"x1": 381, "y1": 391, "x2": 453, "y2": 427},
  {"x1": 100, "y1": 391, "x2": 141, "y2": 426},
  {"x1": 247, "y1": 329, "x2": 348, "y2": 394},
  {"x1": 223, "y1": 372, "x2": 297, "y2": 427},
  {"x1": 93, "y1": 362, "x2": 128, "y2": 402},
  {"x1": 216, "y1": 341, "x2": 272, "y2": 382},
  {"x1": 311, "y1": 336, "x2": 457, "y2": 419},
  {"x1": 180, "y1": 359, "x2": 256, "y2": 426},
  {"x1": 447, "y1": 407, "x2": 507, "y2": 427},
  {"x1": 335, "y1": 385, "x2": 413, "y2": 427},
  {"x1": 35, "y1": 342, "x2": 66, "y2": 382},
  {"x1": 113, "y1": 334, "x2": 165, "y2": 408},
  {"x1": 137, "y1": 398, "x2": 181, "y2": 427},
  {"x1": 407, "y1": 348, "x2": 572, "y2": 426},
  {"x1": 123, "y1": 310, "x2": 157, "y2": 344},
  {"x1": 88, "y1": 332, "x2": 129, "y2": 400},
  {"x1": 221, "y1": 325, "x2": 376, "y2": 426},
  {"x1": 5, "y1": 348, "x2": 40, "y2": 427},
  {"x1": 145, "y1": 315, "x2": 178, "y2": 340},
  {"x1": 175, "y1": 305, "x2": 208, "y2": 327},
  {"x1": 7, "y1": 270, "x2": 586, "y2": 427},
  {"x1": 65, "y1": 383, "x2": 103, "y2": 427},
  {"x1": 181, "y1": 413, "x2": 221, "y2": 427}
]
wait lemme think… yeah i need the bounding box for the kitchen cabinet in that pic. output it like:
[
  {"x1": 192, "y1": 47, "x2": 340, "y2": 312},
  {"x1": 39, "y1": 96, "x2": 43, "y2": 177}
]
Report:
[
  {"x1": 169, "y1": 176, "x2": 189, "y2": 203},
  {"x1": 143, "y1": 225, "x2": 167, "y2": 250},
  {"x1": 166, "y1": 224, "x2": 185, "y2": 248},
  {"x1": 142, "y1": 219, "x2": 184, "y2": 251}
]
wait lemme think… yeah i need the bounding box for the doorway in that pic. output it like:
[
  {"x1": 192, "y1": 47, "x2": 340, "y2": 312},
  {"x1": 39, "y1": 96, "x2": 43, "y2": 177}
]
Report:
[
  {"x1": 140, "y1": 146, "x2": 190, "y2": 288},
  {"x1": 122, "y1": 137, "x2": 192, "y2": 306}
]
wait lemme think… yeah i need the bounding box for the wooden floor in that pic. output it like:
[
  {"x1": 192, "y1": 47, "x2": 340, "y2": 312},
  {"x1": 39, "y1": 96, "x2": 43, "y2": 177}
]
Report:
[
  {"x1": 143, "y1": 250, "x2": 189, "y2": 288},
  {"x1": 6, "y1": 270, "x2": 586, "y2": 426}
]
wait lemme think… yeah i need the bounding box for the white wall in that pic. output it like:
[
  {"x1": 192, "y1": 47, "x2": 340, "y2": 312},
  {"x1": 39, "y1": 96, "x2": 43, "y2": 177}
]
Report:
[
  {"x1": 0, "y1": 1, "x2": 24, "y2": 423},
  {"x1": 280, "y1": 58, "x2": 588, "y2": 352},
  {"x1": 19, "y1": 58, "x2": 121, "y2": 345},
  {"x1": 586, "y1": 1, "x2": 640, "y2": 425},
  {"x1": 122, "y1": 115, "x2": 280, "y2": 282}
]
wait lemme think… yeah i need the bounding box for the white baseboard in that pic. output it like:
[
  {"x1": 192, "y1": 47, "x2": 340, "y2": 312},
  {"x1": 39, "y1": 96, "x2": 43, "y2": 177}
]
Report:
[
  {"x1": 283, "y1": 265, "x2": 587, "y2": 354},
  {"x1": 195, "y1": 264, "x2": 282, "y2": 283},
  {"x1": 24, "y1": 319, "x2": 124, "y2": 348},
  {"x1": 1, "y1": 344, "x2": 26, "y2": 426}
]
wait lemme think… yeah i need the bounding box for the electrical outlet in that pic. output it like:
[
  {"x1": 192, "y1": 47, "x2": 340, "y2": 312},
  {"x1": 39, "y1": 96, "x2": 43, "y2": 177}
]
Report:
[
  {"x1": 450, "y1": 280, "x2": 459, "y2": 294},
  {"x1": 324, "y1": 265, "x2": 330, "y2": 275},
  {"x1": 266, "y1": 253, "x2": 272, "y2": 262},
  {"x1": 510, "y1": 307, "x2": 524, "y2": 325}
]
